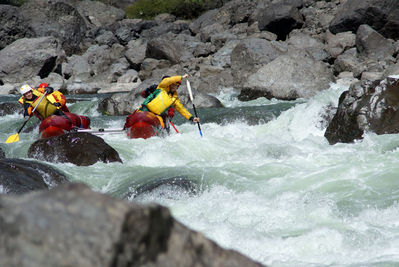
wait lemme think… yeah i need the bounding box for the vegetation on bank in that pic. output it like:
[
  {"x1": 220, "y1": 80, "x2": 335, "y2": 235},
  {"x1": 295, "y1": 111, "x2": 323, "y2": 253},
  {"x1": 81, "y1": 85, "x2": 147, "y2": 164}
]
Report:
[
  {"x1": 125, "y1": 0, "x2": 228, "y2": 20},
  {"x1": 3, "y1": 0, "x2": 229, "y2": 20},
  {"x1": 2, "y1": 0, "x2": 26, "y2": 6}
]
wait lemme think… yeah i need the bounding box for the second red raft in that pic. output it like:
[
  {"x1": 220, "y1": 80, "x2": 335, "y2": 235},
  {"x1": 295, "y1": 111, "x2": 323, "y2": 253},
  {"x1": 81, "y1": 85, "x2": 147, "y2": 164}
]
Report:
[{"x1": 124, "y1": 110, "x2": 165, "y2": 139}]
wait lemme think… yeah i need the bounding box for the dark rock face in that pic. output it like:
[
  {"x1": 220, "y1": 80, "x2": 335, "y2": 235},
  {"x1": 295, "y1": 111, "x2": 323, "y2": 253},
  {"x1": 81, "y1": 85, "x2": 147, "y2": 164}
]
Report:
[
  {"x1": 27, "y1": 132, "x2": 123, "y2": 166},
  {"x1": 0, "y1": 147, "x2": 5, "y2": 159},
  {"x1": 0, "y1": 183, "x2": 264, "y2": 267},
  {"x1": 257, "y1": 3, "x2": 304, "y2": 40},
  {"x1": 329, "y1": 0, "x2": 399, "y2": 39},
  {"x1": 0, "y1": 5, "x2": 31, "y2": 50},
  {"x1": 20, "y1": 0, "x2": 87, "y2": 55},
  {"x1": 0, "y1": 158, "x2": 69, "y2": 194},
  {"x1": 325, "y1": 75, "x2": 399, "y2": 144}
]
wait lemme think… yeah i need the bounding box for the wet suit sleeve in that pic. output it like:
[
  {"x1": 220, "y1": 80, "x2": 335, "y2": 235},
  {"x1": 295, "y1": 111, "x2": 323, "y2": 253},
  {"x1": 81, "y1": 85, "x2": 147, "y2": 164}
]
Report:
[{"x1": 172, "y1": 97, "x2": 193, "y2": 120}]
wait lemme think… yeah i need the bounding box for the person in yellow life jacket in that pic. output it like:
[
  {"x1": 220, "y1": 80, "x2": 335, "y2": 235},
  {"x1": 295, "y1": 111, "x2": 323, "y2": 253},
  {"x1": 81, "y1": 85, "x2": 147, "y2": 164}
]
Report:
[
  {"x1": 37, "y1": 83, "x2": 70, "y2": 113},
  {"x1": 138, "y1": 74, "x2": 200, "y2": 128},
  {"x1": 18, "y1": 84, "x2": 64, "y2": 121}
]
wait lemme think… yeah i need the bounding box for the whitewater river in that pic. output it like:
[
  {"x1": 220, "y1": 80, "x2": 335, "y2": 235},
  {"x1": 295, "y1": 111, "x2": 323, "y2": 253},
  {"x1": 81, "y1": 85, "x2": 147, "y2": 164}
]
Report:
[{"x1": 2, "y1": 82, "x2": 399, "y2": 267}]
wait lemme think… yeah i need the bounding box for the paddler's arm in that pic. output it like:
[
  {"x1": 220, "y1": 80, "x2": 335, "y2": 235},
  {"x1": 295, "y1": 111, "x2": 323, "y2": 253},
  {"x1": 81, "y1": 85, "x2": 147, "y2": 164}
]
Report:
[{"x1": 172, "y1": 97, "x2": 200, "y2": 122}]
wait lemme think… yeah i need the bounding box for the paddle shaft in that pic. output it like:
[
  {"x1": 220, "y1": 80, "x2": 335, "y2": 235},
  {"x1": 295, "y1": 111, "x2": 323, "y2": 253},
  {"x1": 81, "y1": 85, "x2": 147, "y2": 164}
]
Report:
[
  {"x1": 191, "y1": 103, "x2": 202, "y2": 137},
  {"x1": 77, "y1": 128, "x2": 124, "y2": 134},
  {"x1": 186, "y1": 80, "x2": 203, "y2": 137}
]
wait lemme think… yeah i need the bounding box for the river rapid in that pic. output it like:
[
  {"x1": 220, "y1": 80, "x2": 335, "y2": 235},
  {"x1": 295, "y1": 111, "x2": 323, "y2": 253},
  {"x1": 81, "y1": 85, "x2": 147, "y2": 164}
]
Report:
[{"x1": 2, "y1": 82, "x2": 399, "y2": 267}]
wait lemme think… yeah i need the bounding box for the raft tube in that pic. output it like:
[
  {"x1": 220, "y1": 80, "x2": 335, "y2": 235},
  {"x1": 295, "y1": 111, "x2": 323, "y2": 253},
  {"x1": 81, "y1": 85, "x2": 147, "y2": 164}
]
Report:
[
  {"x1": 39, "y1": 112, "x2": 91, "y2": 139},
  {"x1": 124, "y1": 111, "x2": 164, "y2": 139}
]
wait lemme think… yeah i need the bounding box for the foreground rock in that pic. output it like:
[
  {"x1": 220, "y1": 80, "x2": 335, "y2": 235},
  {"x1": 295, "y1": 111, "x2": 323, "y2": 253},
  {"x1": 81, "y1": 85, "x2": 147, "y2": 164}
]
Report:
[
  {"x1": 0, "y1": 183, "x2": 265, "y2": 267},
  {"x1": 28, "y1": 132, "x2": 122, "y2": 166},
  {"x1": 325, "y1": 75, "x2": 399, "y2": 144},
  {"x1": 0, "y1": 158, "x2": 69, "y2": 194}
]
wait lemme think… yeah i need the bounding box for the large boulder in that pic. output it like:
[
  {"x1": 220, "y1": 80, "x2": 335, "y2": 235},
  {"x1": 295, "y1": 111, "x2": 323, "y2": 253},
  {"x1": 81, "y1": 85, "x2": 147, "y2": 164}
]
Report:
[
  {"x1": 75, "y1": 0, "x2": 125, "y2": 29},
  {"x1": 0, "y1": 36, "x2": 65, "y2": 84},
  {"x1": 146, "y1": 33, "x2": 193, "y2": 64},
  {"x1": 329, "y1": 0, "x2": 399, "y2": 39},
  {"x1": 0, "y1": 158, "x2": 69, "y2": 194},
  {"x1": 0, "y1": 5, "x2": 31, "y2": 50},
  {"x1": 325, "y1": 75, "x2": 399, "y2": 144},
  {"x1": 27, "y1": 132, "x2": 122, "y2": 166},
  {"x1": 62, "y1": 44, "x2": 127, "y2": 84},
  {"x1": 230, "y1": 38, "x2": 286, "y2": 90},
  {"x1": 240, "y1": 50, "x2": 334, "y2": 101},
  {"x1": 0, "y1": 183, "x2": 264, "y2": 267},
  {"x1": 20, "y1": 0, "x2": 87, "y2": 55},
  {"x1": 355, "y1": 24, "x2": 395, "y2": 60}
]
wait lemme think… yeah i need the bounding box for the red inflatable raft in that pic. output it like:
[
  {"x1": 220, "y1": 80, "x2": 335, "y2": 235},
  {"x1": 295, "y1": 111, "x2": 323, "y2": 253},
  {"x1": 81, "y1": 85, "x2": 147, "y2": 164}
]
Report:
[
  {"x1": 124, "y1": 110, "x2": 165, "y2": 139},
  {"x1": 39, "y1": 112, "x2": 91, "y2": 139}
]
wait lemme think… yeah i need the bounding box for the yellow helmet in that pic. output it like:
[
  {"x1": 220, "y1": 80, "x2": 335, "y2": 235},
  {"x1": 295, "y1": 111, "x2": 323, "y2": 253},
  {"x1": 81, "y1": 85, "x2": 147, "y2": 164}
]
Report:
[{"x1": 20, "y1": 84, "x2": 33, "y2": 95}]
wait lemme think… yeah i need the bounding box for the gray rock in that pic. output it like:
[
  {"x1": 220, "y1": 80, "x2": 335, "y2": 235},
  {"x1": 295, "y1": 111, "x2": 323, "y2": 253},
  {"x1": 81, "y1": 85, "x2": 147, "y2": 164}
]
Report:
[
  {"x1": 0, "y1": 158, "x2": 69, "y2": 194},
  {"x1": 329, "y1": 0, "x2": 399, "y2": 39},
  {"x1": 325, "y1": 30, "x2": 356, "y2": 58},
  {"x1": 0, "y1": 5, "x2": 30, "y2": 50},
  {"x1": 325, "y1": 75, "x2": 399, "y2": 144},
  {"x1": 231, "y1": 38, "x2": 286, "y2": 89},
  {"x1": 0, "y1": 183, "x2": 264, "y2": 267},
  {"x1": 241, "y1": 50, "x2": 334, "y2": 100},
  {"x1": 0, "y1": 36, "x2": 65, "y2": 84},
  {"x1": 356, "y1": 24, "x2": 395, "y2": 60},
  {"x1": 76, "y1": 0, "x2": 125, "y2": 29},
  {"x1": 146, "y1": 33, "x2": 193, "y2": 64},
  {"x1": 20, "y1": 0, "x2": 87, "y2": 55}
]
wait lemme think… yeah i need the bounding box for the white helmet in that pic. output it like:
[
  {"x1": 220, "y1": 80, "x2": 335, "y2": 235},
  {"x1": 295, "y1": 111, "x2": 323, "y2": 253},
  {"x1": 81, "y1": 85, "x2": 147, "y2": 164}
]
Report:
[{"x1": 20, "y1": 84, "x2": 33, "y2": 95}]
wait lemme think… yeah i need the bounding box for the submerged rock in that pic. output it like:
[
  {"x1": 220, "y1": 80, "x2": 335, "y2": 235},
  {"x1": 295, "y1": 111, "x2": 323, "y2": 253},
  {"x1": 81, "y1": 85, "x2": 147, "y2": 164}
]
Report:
[
  {"x1": 0, "y1": 158, "x2": 69, "y2": 194},
  {"x1": 127, "y1": 176, "x2": 198, "y2": 199},
  {"x1": 27, "y1": 132, "x2": 123, "y2": 166}
]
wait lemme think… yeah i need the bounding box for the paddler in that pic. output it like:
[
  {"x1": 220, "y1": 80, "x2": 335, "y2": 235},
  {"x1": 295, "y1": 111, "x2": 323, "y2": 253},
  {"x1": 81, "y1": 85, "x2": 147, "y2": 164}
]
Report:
[
  {"x1": 18, "y1": 84, "x2": 65, "y2": 121},
  {"x1": 137, "y1": 74, "x2": 200, "y2": 128}
]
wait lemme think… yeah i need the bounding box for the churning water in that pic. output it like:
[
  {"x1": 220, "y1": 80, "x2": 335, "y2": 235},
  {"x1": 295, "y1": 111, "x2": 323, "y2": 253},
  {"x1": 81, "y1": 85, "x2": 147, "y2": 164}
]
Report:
[{"x1": 2, "y1": 82, "x2": 399, "y2": 266}]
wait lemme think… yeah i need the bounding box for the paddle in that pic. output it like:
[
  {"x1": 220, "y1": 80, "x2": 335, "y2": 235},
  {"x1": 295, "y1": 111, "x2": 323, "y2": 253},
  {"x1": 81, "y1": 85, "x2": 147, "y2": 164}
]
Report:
[
  {"x1": 5, "y1": 92, "x2": 47, "y2": 143},
  {"x1": 76, "y1": 128, "x2": 125, "y2": 135},
  {"x1": 186, "y1": 80, "x2": 203, "y2": 137}
]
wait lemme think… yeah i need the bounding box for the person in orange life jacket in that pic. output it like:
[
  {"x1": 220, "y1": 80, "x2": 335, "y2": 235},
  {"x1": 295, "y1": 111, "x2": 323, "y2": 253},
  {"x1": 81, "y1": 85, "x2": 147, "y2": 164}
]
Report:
[
  {"x1": 138, "y1": 74, "x2": 200, "y2": 126},
  {"x1": 18, "y1": 84, "x2": 64, "y2": 121},
  {"x1": 37, "y1": 82, "x2": 70, "y2": 113}
]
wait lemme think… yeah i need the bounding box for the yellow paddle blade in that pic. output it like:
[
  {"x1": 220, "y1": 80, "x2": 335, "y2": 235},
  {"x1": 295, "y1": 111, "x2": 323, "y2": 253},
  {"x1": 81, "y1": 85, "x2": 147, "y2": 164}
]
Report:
[{"x1": 5, "y1": 133, "x2": 19, "y2": 144}]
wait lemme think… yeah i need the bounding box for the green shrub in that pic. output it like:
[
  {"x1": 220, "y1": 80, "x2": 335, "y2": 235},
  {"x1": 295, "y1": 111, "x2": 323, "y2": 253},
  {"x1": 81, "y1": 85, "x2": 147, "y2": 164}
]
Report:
[
  {"x1": 2, "y1": 0, "x2": 28, "y2": 6},
  {"x1": 126, "y1": 0, "x2": 228, "y2": 20}
]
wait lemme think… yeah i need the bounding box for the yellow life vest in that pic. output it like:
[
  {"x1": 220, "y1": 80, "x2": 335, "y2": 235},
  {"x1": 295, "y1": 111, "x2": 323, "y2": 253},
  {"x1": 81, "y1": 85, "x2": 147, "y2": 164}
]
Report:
[
  {"x1": 146, "y1": 90, "x2": 174, "y2": 115},
  {"x1": 20, "y1": 90, "x2": 58, "y2": 119}
]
